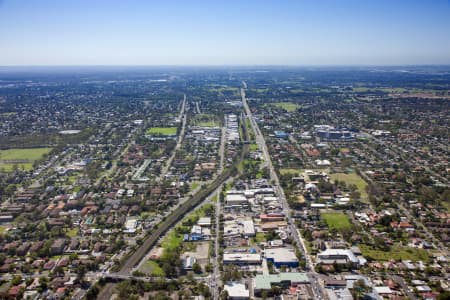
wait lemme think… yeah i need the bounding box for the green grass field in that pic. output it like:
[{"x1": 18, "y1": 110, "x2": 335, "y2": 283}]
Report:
[
  {"x1": 192, "y1": 113, "x2": 220, "y2": 127},
  {"x1": 360, "y1": 244, "x2": 430, "y2": 262},
  {"x1": 270, "y1": 102, "x2": 300, "y2": 112},
  {"x1": 0, "y1": 226, "x2": 7, "y2": 234},
  {"x1": 442, "y1": 201, "x2": 450, "y2": 213},
  {"x1": 254, "y1": 232, "x2": 266, "y2": 243},
  {"x1": 280, "y1": 168, "x2": 303, "y2": 175},
  {"x1": 321, "y1": 212, "x2": 352, "y2": 230},
  {"x1": 162, "y1": 203, "x2": 213, "y2": 251},
  {"x1": 140, "y1": 260, "x2": 166, "y2": 277},
  {"x1": 161, "y1": 230, "x2": 184, "y2": 251},
  {"x1": 146, "y1": 127, "x2": 177, "y2": 136},
  {"x1": 0, "y1": 148, "x2": 52, "y2": 172},
  {"x1": 249, "y1": 143, "x2": 259, "y2": 152},
  {"x1": 330, "y1": 172, "x2": 368, "y2": 200},
  {"x1": 211, "y1": 194, "x2": 218, "y2": 202},
  {"x1": 190, "y1": 182, "x2": 200, "y2": 191},
  {"x1": 66, "y1": 228, "x2": 79, "y2": 238}
]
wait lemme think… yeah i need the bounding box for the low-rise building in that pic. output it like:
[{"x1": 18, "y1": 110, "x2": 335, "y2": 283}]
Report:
[
  {"x1": 224, "y1": 282, "x2": 250, "y2": 300},
  {"x1": 254, "y1": 273, "x2": 309, "y2": 296},
  {"x1": 223, "y1": 253, "x2": 262, "y2": 265},
  {"x1": 265, "y1": 248, "x2": 299, "y2": 268}
]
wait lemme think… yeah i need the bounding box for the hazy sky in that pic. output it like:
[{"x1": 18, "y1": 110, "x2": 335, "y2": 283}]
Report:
[{"x1": 1, "y1": 0, "x2": 450, "y2": 66}]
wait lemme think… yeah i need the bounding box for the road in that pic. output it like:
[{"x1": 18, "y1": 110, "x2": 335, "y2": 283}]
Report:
[
  {"x1": 392, "y1": 275, "x2": 418, "y2": 300},
  {"x1": 160, "y1": 94, "x2": 187, "y2": 179},
  {"x1": 240, "y1": 83, "x2": 326, "y2": 300}
]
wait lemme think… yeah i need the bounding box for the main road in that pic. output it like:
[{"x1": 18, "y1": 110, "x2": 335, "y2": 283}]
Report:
[{"x1": 240, "y1": 83, "x2": 326, "y2": 300}]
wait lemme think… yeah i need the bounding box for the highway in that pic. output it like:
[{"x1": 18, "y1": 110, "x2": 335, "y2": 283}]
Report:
[{"x1": 240, "y1": 83, "x2": 327, "y2": 300}]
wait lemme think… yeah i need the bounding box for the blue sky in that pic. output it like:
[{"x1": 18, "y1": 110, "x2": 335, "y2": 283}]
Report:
[{"x1": 0, "y1": 0, "x2": 450, "y2": 65}]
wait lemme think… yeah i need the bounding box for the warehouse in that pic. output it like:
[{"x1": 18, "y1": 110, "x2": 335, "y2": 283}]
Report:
[
  {"x1": 265, "y1": 247, "x2": 299, "y2": 268},
  {"x1": 225, "y1": 194, "x2": 248, "y2": 207}
]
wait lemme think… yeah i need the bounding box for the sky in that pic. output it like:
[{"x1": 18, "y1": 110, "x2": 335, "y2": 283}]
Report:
[{"x1": 0, "y1": 0, "x2": 450, "y2": 66}]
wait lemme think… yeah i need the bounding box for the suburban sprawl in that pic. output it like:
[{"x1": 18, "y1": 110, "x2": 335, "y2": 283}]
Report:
[{"x1": 0, "y1": 66, "x2": 449, "y2": 300}]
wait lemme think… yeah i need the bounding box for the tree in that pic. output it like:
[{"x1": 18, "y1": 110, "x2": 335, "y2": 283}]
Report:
[
  {"x1": 437, "y1": 291, "x2": 450, "y2": 300},
  {"x1": 192, "y1": 262, "x2": 202, "y2": 274},
  {"x1": 220, "y1": 290, "x2": 228, "y2": 300},
  {"x1": 351, "y1": 279, "x2": 370, "y2": 299},
  {"x1": 11, "y1": 275, "x2": 22, "y2": 286}
]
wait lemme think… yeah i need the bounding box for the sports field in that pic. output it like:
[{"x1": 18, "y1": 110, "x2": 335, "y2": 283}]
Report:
[
  {"x1": 321, "y1": 212, "x2": 352, "y2": 230},
  {"x1": 0, "y1": 148, "x2": 52, "y2": 172},
  {"x1": 146, "y1": 127, "x2": 177, "y2": 136}
]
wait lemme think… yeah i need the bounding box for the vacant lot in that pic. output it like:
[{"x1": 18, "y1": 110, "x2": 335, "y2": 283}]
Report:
[
  {"x1": 280, "y1": 168, "x2": 303, "y2": 175},
  {"x1": 360, "y1": 244, "x2": 430, "y2": 262},
  {"x1": 192, "y1": 114, "x2": 220, "y2": 127},
  {"x1": 321, "y1": 212, "x2": 352, "y2": 230},
  {"x1": 330, "y1": 172, "x2": 368, "y2": 200},
  {"x1": 139, "y1": 260, "x2": 165, "y2": 277},
  {"x1": 146, "y1": 127, "x2": 177, "y2": 136},
  {"x1": 0, "y1": 148, "x2": 52, "y2": 172},
  {"x1": 161, "y1": 230, "x2": 183, "y2": 251},
  {"x1": 249, "y1": 143, "x2": 259, "y2": 151}
]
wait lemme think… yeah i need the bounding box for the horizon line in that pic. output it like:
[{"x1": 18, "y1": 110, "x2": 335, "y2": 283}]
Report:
[{"x1": 1, "y1": 64, "x2": 450, "y2": 68}]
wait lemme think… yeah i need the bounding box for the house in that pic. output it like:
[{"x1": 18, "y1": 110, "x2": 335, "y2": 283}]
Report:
[
  {"x1": 183, "y1": 256, "x2": 196, "y2": 270},
  {"x1": 51, "y1": 239, "x2": 66, "y2": 255},
  {"x1": 373, "y1": 286, "x2": 393, "y2": 297}
]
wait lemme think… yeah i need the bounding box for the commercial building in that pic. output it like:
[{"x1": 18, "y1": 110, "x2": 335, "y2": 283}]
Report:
[
  {"x1": 226, "y1": 194, "x2": 248, "y2": 207},
  {"x1": 224, "y1": 282, "x2": 250, "y2": 300},
  {"x1": 242, "y1": 220, "x2": 255, "y2": 237},
  {"x1": 265, "y1": 248, "x2": 299, "y2": 268},
  {"x1": 317, "y1": 248, "x2": 366, "y2": 266},
  {"x1": 254, "y1": 273, "x2": 309, "y2": 296},
  {"x1": 197, "y1": 217, "x2": 211, "y2": 227},
  {"x1": 223, "y1": 253, "x2": 262, "y2": 265}
]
